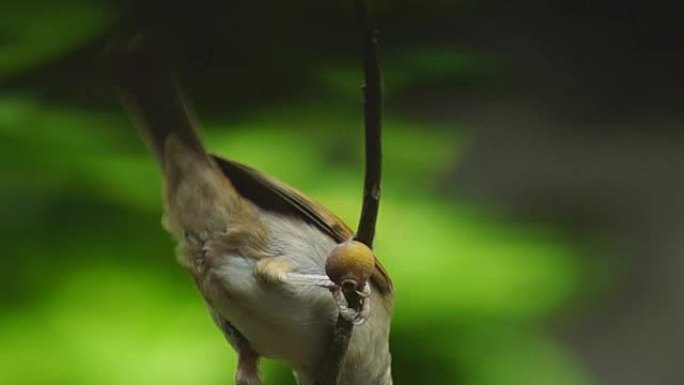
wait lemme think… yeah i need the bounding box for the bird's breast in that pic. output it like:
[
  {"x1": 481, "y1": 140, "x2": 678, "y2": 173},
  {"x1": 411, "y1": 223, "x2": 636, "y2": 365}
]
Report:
[
  {"x1": 187, "y1": 209, "x2": 341, "y2": 371},
  {"x1": 206, "y1": 254, "x2": 336, "y2": 370}
]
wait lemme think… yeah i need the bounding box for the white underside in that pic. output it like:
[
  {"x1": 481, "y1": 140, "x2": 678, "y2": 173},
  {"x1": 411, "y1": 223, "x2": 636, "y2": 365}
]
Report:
[{"x1": 208, "y1": 209, "x2": 339, "y2": 371}]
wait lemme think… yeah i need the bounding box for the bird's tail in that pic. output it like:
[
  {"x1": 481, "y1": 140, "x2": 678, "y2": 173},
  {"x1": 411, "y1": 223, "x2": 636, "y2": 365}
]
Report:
[
  {"x1": 112, "y1": 34, "x2": 206, "y2": 169},
  {"x1": 108, "y1": 34, "x2": 245, "y2": 235}
]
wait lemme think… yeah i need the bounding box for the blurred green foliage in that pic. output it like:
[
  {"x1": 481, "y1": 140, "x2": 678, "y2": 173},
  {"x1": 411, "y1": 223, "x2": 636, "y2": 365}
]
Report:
[
  {"x1": 0, "y1": 97, "x2": 590, "y2": 385},
  {"x1": 0, "y1": 1, "x2": 592, "y2": 384},
  {"x1": 0, "y1": 0, "x2": 114, "y2": 80}
]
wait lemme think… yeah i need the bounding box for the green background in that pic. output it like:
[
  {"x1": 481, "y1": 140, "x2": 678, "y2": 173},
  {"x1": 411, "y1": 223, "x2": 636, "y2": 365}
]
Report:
[{"x1": 3, "y1": 0, "x2": 659, "y2": 383}]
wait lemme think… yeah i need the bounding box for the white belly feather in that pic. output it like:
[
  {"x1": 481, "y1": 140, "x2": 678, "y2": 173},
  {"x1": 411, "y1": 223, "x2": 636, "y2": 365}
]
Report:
[{"x1": 205, "y1": 210, "x2": 339, "y2": 370}]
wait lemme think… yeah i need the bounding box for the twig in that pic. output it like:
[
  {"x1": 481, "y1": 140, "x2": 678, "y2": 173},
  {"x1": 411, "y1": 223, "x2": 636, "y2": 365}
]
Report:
[
  {"x1": 353, "y1": 0, "x2": 383, "y2": 248},
  {"x1": 318, "y1": 1, "x2": 383, "y2": 384}
]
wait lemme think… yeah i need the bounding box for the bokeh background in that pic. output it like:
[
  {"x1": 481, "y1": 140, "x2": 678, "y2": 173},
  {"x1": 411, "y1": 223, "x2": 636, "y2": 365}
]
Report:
[{"x1": 2, "y1": 1, "x2": 683, "y2": 384}]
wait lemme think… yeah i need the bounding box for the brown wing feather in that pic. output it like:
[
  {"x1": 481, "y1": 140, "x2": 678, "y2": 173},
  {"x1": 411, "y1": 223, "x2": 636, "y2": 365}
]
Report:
[{"x1": 212, "y1": 155, "x2": 393, "y2": 296}]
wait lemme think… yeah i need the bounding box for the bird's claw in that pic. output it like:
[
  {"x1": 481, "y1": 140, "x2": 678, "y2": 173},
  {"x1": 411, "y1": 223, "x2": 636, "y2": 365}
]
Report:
[
  {"x1": 338, "y1": 304, "x2": 368, "y2": 325},
  {"x1": 332, "y1": 283, "x2": 371, "y2": 325},
  {"x1": 355, "y1": 282, "x2": 372, "y2": 298},
  {"x1": 283, "y1": 273, "x2": 371, "y2": 325}
]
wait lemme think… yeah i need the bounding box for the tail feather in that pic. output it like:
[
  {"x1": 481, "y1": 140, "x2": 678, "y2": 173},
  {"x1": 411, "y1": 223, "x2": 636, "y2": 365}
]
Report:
[
  {"x1": 112, "y1": 34, "x2": 205, "y2": 167},
  {"x1": 111, "y1": 34, "x2": 248, "y2": 234},
  {"x1": 122, "y1": 80, "x2": 206, "y2": 166}
]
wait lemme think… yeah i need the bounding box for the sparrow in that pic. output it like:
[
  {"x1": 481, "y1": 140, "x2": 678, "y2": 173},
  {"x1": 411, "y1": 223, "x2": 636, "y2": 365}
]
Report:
[{"x1": 113, "y1": 38, "x2": 394, "y2": 385}]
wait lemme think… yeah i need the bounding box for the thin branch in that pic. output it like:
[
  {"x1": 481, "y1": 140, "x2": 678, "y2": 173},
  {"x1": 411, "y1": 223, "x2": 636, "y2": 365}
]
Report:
[
  {"x1": 318, "y1": 1, "x2": 383, "y2": 384},
  {"x1": 353, "y1": 0, "x2": 383, "y2": 248}
]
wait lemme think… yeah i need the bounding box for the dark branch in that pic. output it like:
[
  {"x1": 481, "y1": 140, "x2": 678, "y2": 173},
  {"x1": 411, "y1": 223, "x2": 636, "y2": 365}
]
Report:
[
  {"x1": 318, "y1": 1, "x2": 383, "y2": 384},
  {"x1": 353, "y1": 0, "x2": 383, "y2": 248}
]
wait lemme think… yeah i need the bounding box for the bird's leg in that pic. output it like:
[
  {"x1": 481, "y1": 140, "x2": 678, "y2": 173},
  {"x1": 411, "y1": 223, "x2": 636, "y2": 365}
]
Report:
[
  {"x1": 254, "y1": 257, "x2": 371, "y2": 325},
  {"x1": 210, "y1": 310, "x2": 263, "y2": 385},
  {"x1": 235, "y1": 347, "x2": 262, "y2": 385},
  {"x1": 256, "y1": 257, "x2": 335, "y2": 288},
  {"x1": 285, "y1": 272, "x2": 337, "y2": 289},
  {"x1": 332, "y1": 282, "x2": 372, "y2": 325}
]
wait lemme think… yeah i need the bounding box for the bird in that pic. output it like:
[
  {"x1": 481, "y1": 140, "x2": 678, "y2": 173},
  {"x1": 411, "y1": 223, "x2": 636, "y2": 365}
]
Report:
[{"x1": 112, "y1": 37, "x2": 394, "y2": 385}]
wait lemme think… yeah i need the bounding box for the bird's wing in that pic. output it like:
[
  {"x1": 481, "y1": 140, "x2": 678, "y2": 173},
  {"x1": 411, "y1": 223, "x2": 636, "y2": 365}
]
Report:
[{"x1": 212, "y1": 155, "x2": 393, "y2": 296}]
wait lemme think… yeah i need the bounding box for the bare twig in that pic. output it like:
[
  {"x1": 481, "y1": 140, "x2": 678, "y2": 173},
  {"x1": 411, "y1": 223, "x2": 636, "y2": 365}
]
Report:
[
  {"x1": 353, "y1": 0, "x2": 382, "y2": 248},
  {"x1": 318, "y1": 1, "x2": 383, "y2": 384}
]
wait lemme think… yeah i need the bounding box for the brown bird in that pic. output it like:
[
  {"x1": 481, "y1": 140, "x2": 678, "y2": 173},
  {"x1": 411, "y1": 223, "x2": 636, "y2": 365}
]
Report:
[{"x1": 113, "y1": 38, "x2": 393, "y2": 385}]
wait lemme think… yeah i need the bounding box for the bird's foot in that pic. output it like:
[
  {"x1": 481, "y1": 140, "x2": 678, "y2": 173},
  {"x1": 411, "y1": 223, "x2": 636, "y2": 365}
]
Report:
[
  {"x1": 332, "y1": 282, "x2": 371, "y2": 325},
  {"x1": 284, "y1": 273, "x2": 371, "y2": 325},
  {"x1": 235, "y1": 347, "x2": 262, "y2": 385},
  {"x1": 236, "y1": 367, "x2": 262, "y2": 385},
  {"x1": 255, "y1": 258, "x2": 371, "y2": 325}
]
